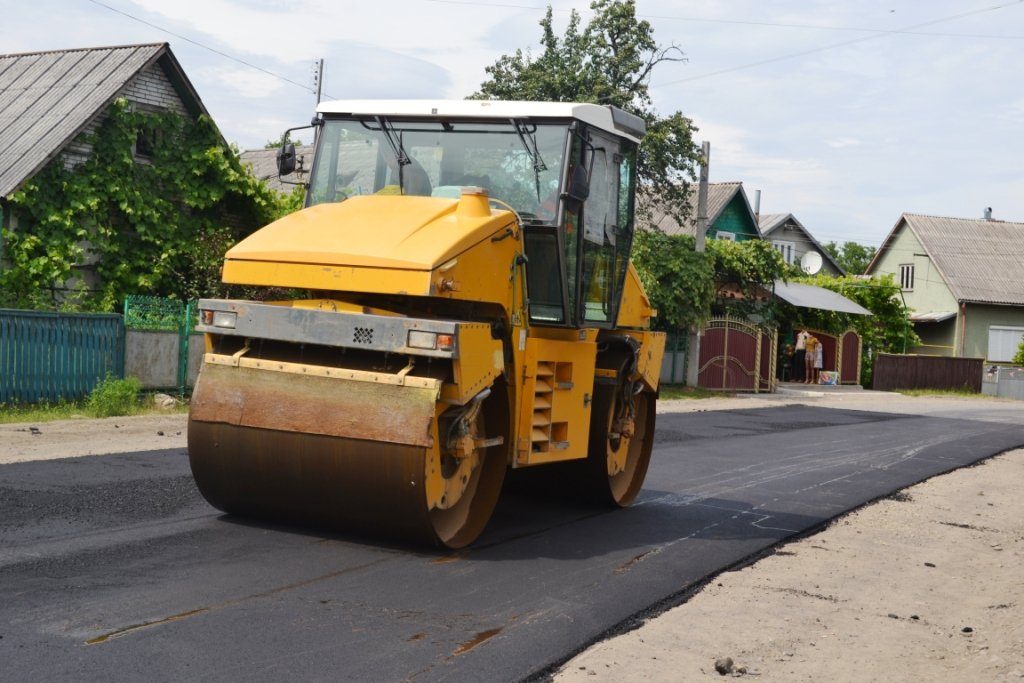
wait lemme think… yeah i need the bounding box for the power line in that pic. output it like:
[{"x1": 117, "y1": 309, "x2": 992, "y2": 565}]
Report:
[
  {"x1": 85, "y1": 0, "x2": 328, "y2": 97},
  {"x1": 423, "y1": 0, "x2": 1024, "y2": 40}
]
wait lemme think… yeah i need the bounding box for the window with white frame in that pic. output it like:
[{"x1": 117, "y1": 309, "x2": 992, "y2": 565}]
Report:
[
  {"x1": 772, "y1": 240, "x2": 795, "y2": 265},
  {"x1": 899, "y1": 263, "x2": 915, "y2": 291},
  {"x1": 715, "y1": 231, "x2": 736, "y2": 241},
  {"x1": 987, "y1": 326, "x2": 1024, "y2": 362}
]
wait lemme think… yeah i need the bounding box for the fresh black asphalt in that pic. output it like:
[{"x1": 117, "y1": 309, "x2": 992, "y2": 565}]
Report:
[{"x1": 1, "y1": 405, "x2": 1022, "y2": 681}]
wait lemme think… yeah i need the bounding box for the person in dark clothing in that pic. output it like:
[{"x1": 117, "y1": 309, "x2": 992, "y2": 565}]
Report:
[{"x1": 793, "y1": 329, "x2": 809, "y2": 383}]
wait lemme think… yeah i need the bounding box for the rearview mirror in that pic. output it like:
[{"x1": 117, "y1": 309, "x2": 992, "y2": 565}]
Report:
[
  {"x1": 277, "y1": 143, "x2": 297, "y2": 176},
  {"x1": 566, "y1": 164, "x2": 590, "y2": 207}
]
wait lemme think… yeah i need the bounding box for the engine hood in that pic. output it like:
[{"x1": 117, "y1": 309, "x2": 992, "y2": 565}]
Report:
[{"x1": 225, "y1": 195, "x2": 511, "y2": 271}]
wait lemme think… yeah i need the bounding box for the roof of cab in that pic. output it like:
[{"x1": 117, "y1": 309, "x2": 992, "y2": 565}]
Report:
[{"x1": 315, "y1": 99, "x2": 645, "y2": 143}]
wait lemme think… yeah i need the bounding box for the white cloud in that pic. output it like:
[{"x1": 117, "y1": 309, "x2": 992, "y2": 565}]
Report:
[
  {"x1": 825, "y1": 137, "x2": 861, "y2": 148},
  {"x1": 198, "y1": 66, "x2": 284, "y2": 99}
]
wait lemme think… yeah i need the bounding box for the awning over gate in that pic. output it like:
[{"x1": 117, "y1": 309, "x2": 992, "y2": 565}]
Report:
[
  {"x1": 909, "y1": 311, "x2": 956, "y2": 323},
  {"x1": 772, "y1": 280, "x2": 872, "y2": 315}
]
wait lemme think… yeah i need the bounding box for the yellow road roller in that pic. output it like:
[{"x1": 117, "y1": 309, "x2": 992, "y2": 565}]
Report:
[{"x1": 188, "y1": 100, "x2": 666, "y2": 548}]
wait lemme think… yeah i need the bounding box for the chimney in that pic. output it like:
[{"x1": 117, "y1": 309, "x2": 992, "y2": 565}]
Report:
[
  {"x1": 983, "y1": 207, "x2": 993, "y2": 220},
  {"x1": 754, "y1": 189, "x2": 761, "y2": 223}
]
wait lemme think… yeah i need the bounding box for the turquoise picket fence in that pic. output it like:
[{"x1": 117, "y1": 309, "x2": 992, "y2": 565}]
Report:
[{"x1": 0, "y1": 309, "x2": 124, "y2": 403}]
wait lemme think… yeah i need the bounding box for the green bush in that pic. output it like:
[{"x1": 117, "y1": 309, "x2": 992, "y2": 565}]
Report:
[
  {"x1": 1013, "y1": 338, "x2": 1024, "y2": 366},
  {"x1": 86, "y1": 375, "x2": 142, "y2": 417}
]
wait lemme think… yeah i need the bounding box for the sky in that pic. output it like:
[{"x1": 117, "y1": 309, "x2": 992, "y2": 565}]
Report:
[{"x1": 3, "y1": 0, "x2": 1023, "y2": 247}]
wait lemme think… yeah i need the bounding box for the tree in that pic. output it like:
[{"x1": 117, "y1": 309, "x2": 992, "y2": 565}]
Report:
[
  {"x1": 264, "y1": 131, "x2": 302, "y2": 149},
  {"x1": 472, "y1": 0, "x2": 700, "y2": 226},
  {"x1": 823, "y1": 240, "x2": 877, "y2": 275}
]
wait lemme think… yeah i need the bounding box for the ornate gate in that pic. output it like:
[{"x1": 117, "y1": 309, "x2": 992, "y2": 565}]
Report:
[
  {"x1": 697, "y1": 316, "x2": 777, "y2": 393},
  {"x1": 839, "y1": 329, "x2": 862, "y2": 384}
]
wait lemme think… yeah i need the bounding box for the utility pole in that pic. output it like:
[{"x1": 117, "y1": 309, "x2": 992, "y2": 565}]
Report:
[
  {"x1": 312, "y1": 58, "x2": 324, "y2": 150},
  {"x1": 685, "y1": 141, "x2": 710, "y2": 387},
  {"x1": 313, "y1": 58, "x2": 324, "y2": 106}
]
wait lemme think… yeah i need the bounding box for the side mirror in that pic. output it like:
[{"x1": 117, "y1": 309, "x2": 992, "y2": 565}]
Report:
[
  {"x1": 277, "y1": 143, "x2": 297, "y2": 176},
  {"x1": 567, "y1": 164, "x2": 590, "y2": 202}
]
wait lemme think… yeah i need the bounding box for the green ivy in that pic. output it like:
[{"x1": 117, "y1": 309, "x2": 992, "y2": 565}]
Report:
[
  {"x1": 706, "y1": 238, "x2": 789, "y2": 321},
  {"x1": 632, "y1": 229, "x2": 714, "y2": 331},
  {"x1": 2, "y1": 99, "x2": 294, "y2": 311},
  {"x1": 632, "y1": 231, "x2": 789, "y2": 331}
]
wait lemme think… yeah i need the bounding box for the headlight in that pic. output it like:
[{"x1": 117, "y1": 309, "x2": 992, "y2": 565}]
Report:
[
  {"x1": 408, "y1": 330, "x2": 437, "y2": 350},
  {"x1": 211, "y1": 311, "x2": 237, "y2": 329}
]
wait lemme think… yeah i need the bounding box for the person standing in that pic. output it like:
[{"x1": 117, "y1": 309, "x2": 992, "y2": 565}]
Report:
[
  {"x1": 794, "y1": 330, "x2": 809, "y2": 383},
  {"x1": 813, "y1": 335, "x2": 824, "y2": 383},
  {"x1": 804, "y1": 333, "x2": 820, "y2": 384}
]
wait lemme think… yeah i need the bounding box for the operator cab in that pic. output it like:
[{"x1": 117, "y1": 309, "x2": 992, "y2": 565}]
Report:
[{"x1": 300, "y1": 100, "x2": 645, "y2": 329}]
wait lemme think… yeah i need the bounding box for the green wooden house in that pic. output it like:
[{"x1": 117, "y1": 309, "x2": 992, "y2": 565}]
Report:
[
  {"x1": 647, "y1": 181, "x2": 762, "y2": 242},
  {"x1": 866, "y1": 212, "x2": 1024, "y2": 362}
]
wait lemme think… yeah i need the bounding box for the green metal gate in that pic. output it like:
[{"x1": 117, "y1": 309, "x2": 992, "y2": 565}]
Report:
[
  {"x1": 0, "y1": 309, "x2": 124, "y2": 403},
  {"x1": 123, "y1": 296, "x2": 196, "y2": 392}
]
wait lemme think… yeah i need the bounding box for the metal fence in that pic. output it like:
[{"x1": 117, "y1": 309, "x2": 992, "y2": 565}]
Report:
[
  {"x1": 871, "y1": 353, "x2": 983, "y2": 392},
  {"x1": 0, "y1": 309, "x2": 124, "y2": 403},
  {"x1": 123, "y1": 296, "x2": 197, "y2": 392},
  {"x1": 660, "y1": 334, "x2": 688, "y2": 385}
]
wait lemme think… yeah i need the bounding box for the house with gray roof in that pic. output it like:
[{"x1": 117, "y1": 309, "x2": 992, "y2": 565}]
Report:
[
  {"x1": 0, "y1": 43, "x2": 244, "y2": 300},
  {"x1": 0, "y1": 43, "x2": 209, "y2": 202},
  {"x1": 759, "y1": 213, "x2": 844, "y2": 275},
  {"x1": 239, "y1": 144, "x2": 315, "y2": 194},
  {"x1": 866, "y1": 212, "x2": 1024, "y2": 361},
  {"x1": 647, "y1": 181, "x2": 762, "y2": 242}
]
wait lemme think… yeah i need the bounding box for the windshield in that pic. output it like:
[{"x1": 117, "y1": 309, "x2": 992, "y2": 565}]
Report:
[{"x1": 308, "y1": 118, "x2": 569, "y2": 222}]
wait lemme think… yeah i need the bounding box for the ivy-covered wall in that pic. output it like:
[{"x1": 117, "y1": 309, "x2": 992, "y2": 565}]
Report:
[{"x1": 0, "y1": 99, "x2": 295, "y2": 312}]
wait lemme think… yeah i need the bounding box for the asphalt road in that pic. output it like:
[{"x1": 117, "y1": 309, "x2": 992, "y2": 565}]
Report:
[{"x1": 1, "y1": 404, "x2": 1022, "y2": 682}]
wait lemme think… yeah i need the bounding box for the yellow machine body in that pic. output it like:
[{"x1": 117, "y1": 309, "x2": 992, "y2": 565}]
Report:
[{"x1": 188, "y1": 103, "x2": 666, "y2": 548}]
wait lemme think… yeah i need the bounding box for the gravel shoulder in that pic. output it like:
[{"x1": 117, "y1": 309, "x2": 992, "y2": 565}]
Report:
[
  {"x1": 0, "y1": 413, "x2": 188, "y2": 465},
  {"x1": 556, "y1": 447, "x2": 1024, "y2": 682}
]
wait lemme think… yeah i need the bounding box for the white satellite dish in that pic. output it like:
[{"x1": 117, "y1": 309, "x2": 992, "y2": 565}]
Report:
[{"x1": 800, "y1": 251, "x2": 823, "y2": 275}]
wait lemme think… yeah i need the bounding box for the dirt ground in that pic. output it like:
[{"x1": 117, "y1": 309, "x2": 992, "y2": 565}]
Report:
[
  {"x1": 0, "y1": 413, "x2": 188, "y2": 465},
  {"x1": 556, "y1": 447, "x2": 1024, "y2": 682}
]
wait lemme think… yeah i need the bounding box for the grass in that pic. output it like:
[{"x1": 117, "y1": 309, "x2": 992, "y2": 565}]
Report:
[
  {"x1": 658, "y1": 384, "x2": 727, "y2": 400},
  {"x1": 0, "y1": 377, "x2": 189, "y2": 425},
  {"x1": 896, "y1": 388, "x2": 988, "y2": 398},
  {"x1": 0, "y1": 401, "x2": 91, "y2": 424}
]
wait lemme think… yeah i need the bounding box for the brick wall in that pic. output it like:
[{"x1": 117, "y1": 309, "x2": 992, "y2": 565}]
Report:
[
  {"x1": 120, "y1": 63, "x2": 188, "y2": 115},
  {"x1": 62, "y1": 61, "x2": 189, "y2": 169}
]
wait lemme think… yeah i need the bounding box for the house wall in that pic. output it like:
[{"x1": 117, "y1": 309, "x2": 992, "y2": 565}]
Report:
[
  {"x1": 963, "y1": 303, "x2": 1024, "y2": 361},
  {"x1": 62, "y1": 61, "x2": 189, "y2": 169},
  {"x1": 871, "y1": 221, "x2": 959, "y2": 316},
  {"x1": 710, "y1": 196, "x2": 759, "y2": 241},
  {"x1": 767, "y1": 220, "x2": 842, "y2": 275}
]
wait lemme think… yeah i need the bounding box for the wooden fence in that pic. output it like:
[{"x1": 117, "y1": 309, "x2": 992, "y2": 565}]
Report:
[
  {"x1": 0, "y1": 309, "x2": 124, "y2": 403},
  {"x1": 871, "y1": 353, "x2": 983, "y2": 392}
]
